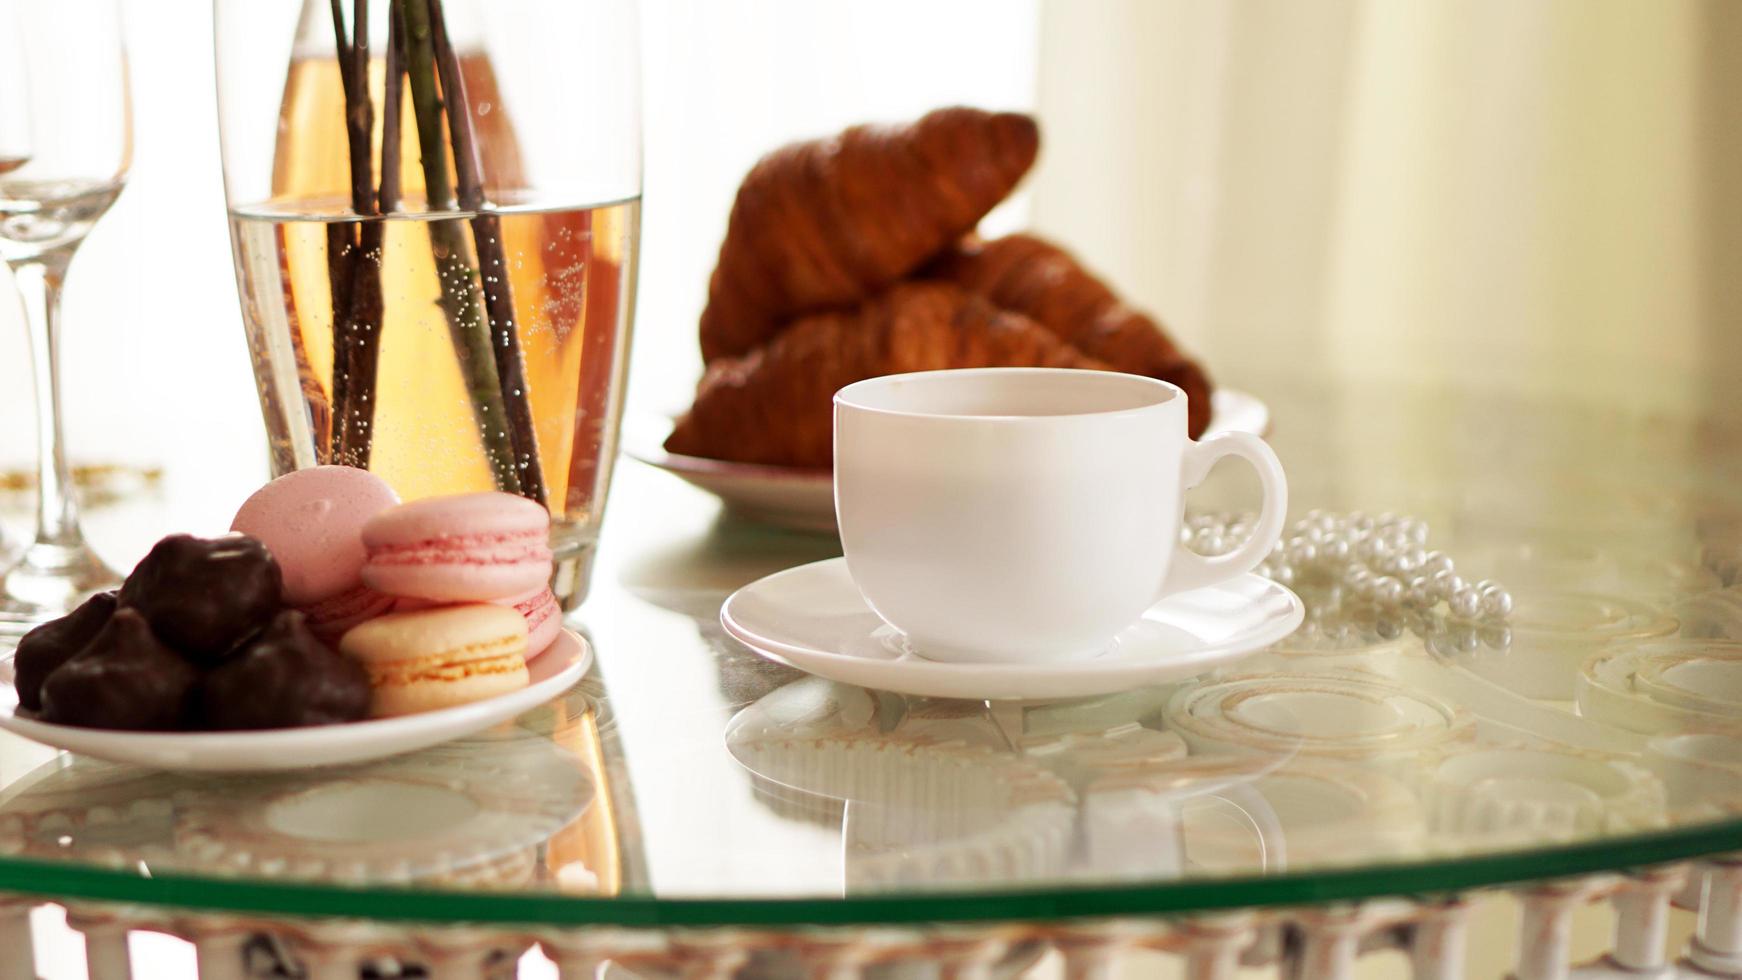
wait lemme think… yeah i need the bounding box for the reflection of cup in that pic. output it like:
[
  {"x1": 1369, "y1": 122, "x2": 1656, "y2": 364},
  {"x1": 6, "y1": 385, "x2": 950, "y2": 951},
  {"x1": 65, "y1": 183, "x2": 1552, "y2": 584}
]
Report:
[{"x1": 835, "y1": 369, "x2": 1288, "y2": 664}]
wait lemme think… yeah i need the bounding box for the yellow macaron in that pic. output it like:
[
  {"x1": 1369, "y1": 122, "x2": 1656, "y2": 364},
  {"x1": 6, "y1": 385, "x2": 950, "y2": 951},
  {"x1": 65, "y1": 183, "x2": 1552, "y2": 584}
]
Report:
[{"x1": 339, "y1": 604, "x2": 529, "y2": 718}]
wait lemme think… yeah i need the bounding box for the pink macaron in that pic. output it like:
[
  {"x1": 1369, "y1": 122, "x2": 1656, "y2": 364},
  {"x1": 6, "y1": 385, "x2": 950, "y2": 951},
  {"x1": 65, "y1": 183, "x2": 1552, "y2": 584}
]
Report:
[
  {"x1": 232, "y1": 466, "x2": 400, "y2": 631},
  {"x1": 361, "y1": 492, "x2": 552, "y2": 602},
  {"x1": 499, "y1": 585, "x2": 562, "y2": 658}
]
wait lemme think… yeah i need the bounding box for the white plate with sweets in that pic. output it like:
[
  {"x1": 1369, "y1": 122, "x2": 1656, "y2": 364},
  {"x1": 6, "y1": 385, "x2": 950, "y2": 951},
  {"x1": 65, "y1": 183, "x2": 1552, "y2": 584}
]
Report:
[
  {"x1": 625, "y1": 388, "x2": 1270, "y2": 534},
  {"x1": 0, "y1": 471, "x2": 589, "y2": 773},
  {"x1": 0, "y1": 631, "x2": 589, "y2": 773}
]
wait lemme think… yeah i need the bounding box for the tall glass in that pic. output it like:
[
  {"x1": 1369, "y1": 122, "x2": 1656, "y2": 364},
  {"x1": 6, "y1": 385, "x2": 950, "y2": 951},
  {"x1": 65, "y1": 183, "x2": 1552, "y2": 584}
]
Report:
[
  {"x1": 215, "y1": 0, "x2": 640, "y2": 610},
  {"x1": 0, "y1": 0, "x2": 131, "y2": 635}
]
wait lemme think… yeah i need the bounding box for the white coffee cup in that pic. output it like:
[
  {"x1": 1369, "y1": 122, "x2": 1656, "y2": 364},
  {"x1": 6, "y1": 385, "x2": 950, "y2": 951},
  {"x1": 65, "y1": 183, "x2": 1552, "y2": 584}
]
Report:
[{"x1": 834, "y1": 368, "x2": 1287, "y2": 664}]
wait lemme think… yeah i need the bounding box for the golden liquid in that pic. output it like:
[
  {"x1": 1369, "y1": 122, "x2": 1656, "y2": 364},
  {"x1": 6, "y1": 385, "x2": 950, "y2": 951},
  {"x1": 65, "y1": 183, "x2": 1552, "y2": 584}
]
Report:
[
  {"x1": 232, "y1": 55, "x2": 637, "y2": 573},
  {"x1": 231, "y1": 200, "x2": 637, "y2": 508}
]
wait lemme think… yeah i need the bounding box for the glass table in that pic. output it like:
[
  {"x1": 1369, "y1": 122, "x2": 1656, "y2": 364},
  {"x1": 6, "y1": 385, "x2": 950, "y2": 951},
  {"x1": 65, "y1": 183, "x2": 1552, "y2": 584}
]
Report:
[{"x1": 1, "y1": 368, "x2": 1740, "y2": 979}]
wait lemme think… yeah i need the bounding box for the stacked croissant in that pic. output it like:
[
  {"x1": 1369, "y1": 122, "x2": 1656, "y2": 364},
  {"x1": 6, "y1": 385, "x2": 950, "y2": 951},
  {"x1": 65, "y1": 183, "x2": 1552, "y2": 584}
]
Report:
[{"x1": 666, "y1": 107, "x2": 1212, "y2": 469}]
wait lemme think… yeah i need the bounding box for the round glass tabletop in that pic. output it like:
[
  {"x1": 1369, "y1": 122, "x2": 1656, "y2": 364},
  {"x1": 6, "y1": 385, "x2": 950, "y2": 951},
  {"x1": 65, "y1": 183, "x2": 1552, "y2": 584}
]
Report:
[{"x1": 1, "y1": 370, "x2": 1739, "y2": 927}]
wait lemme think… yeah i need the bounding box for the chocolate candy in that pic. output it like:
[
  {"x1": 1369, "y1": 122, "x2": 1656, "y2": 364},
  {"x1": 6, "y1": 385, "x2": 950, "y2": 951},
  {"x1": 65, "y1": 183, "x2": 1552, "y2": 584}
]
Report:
[
  {"x1": 202, "y1": 611, "x2": 371, "y2": 730},
  {"x1": 39, "y1": 609, "x2": 199, "y2": 730},
  {"x1": 11, "y1": 591, "x2": 118, "y2": 712},
  {"x1": 120, "y1": 533, "x2": 282, "y2": 663}
]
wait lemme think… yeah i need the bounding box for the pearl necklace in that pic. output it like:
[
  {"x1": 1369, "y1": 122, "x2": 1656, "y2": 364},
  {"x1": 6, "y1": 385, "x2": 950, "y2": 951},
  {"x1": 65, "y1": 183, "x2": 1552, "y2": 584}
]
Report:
[{"x1": 1186, "y1": 509, "x2": 1513, "y2": 652}]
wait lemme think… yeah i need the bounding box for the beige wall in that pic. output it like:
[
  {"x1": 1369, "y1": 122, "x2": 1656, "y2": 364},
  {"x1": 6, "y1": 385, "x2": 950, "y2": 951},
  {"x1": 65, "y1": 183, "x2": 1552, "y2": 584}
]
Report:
[{"x1": 1033, "y1": 0, "x2": 1739, "y2": 415}]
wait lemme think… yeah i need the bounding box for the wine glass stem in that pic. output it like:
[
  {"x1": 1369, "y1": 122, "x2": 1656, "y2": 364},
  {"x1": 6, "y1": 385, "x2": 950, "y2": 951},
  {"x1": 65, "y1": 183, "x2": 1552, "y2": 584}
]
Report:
[{"x1": 10, "y1": 254, "x2": 84, "y2": 549}]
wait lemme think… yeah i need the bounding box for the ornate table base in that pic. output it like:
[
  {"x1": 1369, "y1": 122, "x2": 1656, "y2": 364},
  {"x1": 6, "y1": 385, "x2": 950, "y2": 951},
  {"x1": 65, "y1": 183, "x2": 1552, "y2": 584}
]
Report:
[{"x1": 5, "y1": 857, "x2": 1740, "y2": 979}]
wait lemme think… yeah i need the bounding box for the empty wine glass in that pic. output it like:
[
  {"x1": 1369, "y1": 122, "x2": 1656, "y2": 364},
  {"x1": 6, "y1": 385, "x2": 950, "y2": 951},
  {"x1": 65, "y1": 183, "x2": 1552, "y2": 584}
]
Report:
[{"x1": 0, "y1": 0, "x2": 131, "y2": 634}]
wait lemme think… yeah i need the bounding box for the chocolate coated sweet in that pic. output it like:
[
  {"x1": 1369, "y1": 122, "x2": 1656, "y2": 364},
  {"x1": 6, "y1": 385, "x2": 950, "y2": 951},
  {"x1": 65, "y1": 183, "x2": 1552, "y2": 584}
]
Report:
[
  {"x1": 201, "y1": 611, "x2": 371, "y2": 730},
  {"x1": 39, "y1": 609, "x2": 200, "y2": 730},
  {"x1": 120, "y1": 533, "x2": 282, "y2": 663},
  {"x1": 11, "y1": 591, "x2": 118, "y2": 712}
]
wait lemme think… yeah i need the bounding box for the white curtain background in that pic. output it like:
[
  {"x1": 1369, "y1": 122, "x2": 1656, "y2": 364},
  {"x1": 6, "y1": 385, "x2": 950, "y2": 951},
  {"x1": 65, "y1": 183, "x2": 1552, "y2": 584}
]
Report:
[
  {"x1": 1029, "y1": 0, "x2": 1739, "y2": 414},
  {"x1": 0, "y1": 0, "x2": 1737, "y2": 560}
]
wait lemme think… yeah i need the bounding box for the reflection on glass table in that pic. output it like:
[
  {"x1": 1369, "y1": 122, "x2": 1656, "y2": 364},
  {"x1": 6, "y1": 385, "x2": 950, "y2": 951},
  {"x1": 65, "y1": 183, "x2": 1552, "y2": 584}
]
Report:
[{"x1": 0, "y1": 671, "x2": 640, "y2": 900}]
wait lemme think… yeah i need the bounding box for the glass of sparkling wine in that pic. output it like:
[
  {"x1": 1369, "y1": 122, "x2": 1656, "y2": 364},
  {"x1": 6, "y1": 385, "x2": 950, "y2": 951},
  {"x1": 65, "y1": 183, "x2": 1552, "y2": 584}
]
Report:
[
  {"x1": 215, "y1": 0, "x2": 641, "y2": 610},
  {"x1": 0, "y1": 0, "x2": 131, "y2": 634}
]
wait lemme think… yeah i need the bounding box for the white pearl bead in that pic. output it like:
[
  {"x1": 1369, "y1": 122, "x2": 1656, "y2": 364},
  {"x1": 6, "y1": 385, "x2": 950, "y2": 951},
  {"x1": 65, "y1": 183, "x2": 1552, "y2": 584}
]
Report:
[
  {"x1": 1449, "y1": 588, "x2": 1482, "y2": 618},
  {"x1": 1437, "y1": 573, "x2": 1467, "y2": 598},
  {"x1": 1345, "y1": 566, "x2": 1371, "y2": 588},
  {"x1": 1350, "y1": 512, "x2": 1374, "y2": 532},
  {"x1": 1482, "y1": 589, "x2": 1513, "y2": 617},
  {"x1": 1422, "y1": 551, "x2": 1453, "y2": 577},
  {"x1": 1273, "y1": 564, "x2": 1296, "y2": 585},
  {"x1": 1405, "y1": 520, "x2": 1429, "y2": 546},
  {"x1": 1398, "y1": 548, "x2": 1426, "y2": 572},
  {"x1": 1374, "y1": 576, "x2": 1404, "y2": 605},
  {"x1": 1323, "y1": 539, "x2": 1351, "y2": 562},
  {"x1": 1407, "y1": 582, "x2": 1435, "y2": 607}
]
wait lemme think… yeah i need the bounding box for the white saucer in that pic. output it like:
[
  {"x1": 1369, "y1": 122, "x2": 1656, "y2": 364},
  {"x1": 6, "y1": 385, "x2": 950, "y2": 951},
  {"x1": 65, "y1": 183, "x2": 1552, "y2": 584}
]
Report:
[
  {"x1": 0, "y1": 630, "x2": 592, "y2": 773},
  {"x1": 627, "y1": 388, "x2": 1271, "y2": 535},
  {"x1": 721, "y1": 559, "x2": 1303, "y2": 701}
]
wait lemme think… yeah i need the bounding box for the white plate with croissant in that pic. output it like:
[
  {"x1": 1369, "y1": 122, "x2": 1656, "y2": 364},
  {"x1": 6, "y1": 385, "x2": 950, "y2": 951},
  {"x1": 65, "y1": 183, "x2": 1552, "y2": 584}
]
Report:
[
  {"x1": 625, "y1": 106, "x2": 1268, "y2": 534},
  {"x1": 625, "y1": 388, "x2": 1268, "y2": 535}
]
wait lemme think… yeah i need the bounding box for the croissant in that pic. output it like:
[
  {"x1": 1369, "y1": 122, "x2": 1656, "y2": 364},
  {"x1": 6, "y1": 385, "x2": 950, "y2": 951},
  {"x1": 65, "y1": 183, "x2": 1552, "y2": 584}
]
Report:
[
  {"x1": 669, "y1": 282, "x2": 1107, "y2": 468},
  {"x1": 699, "y1": 107, "x2": 1041, "y2": 363},
  {"x1": 930, "y1": 233, "x2": 1214, "y2": 436}
]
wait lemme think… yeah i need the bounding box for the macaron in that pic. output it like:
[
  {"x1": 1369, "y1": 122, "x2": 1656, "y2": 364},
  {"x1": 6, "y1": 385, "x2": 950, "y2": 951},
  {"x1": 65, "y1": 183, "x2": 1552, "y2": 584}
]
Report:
[
  {"x1": 361, "y1": 492, "x2": 552, "y2": 602},
  {"x1": 231, "y1": 466, "x2": 400, "y2": 628},
  {"x1": 499, "y1": 586, "x2": 562, "y2": 658},
  {"x1": 300, "y1": 583, "x2": 396, "y2": 644},
  {"x1": 338, "y1": 604, "x2": 530, "y2": 718}
]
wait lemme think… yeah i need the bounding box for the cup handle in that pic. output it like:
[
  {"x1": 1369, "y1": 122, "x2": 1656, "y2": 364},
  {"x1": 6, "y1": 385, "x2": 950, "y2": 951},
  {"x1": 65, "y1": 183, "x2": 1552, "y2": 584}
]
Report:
[{"x1": 1161, "y1": 431, "x2": 1288, "y2": 596}]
